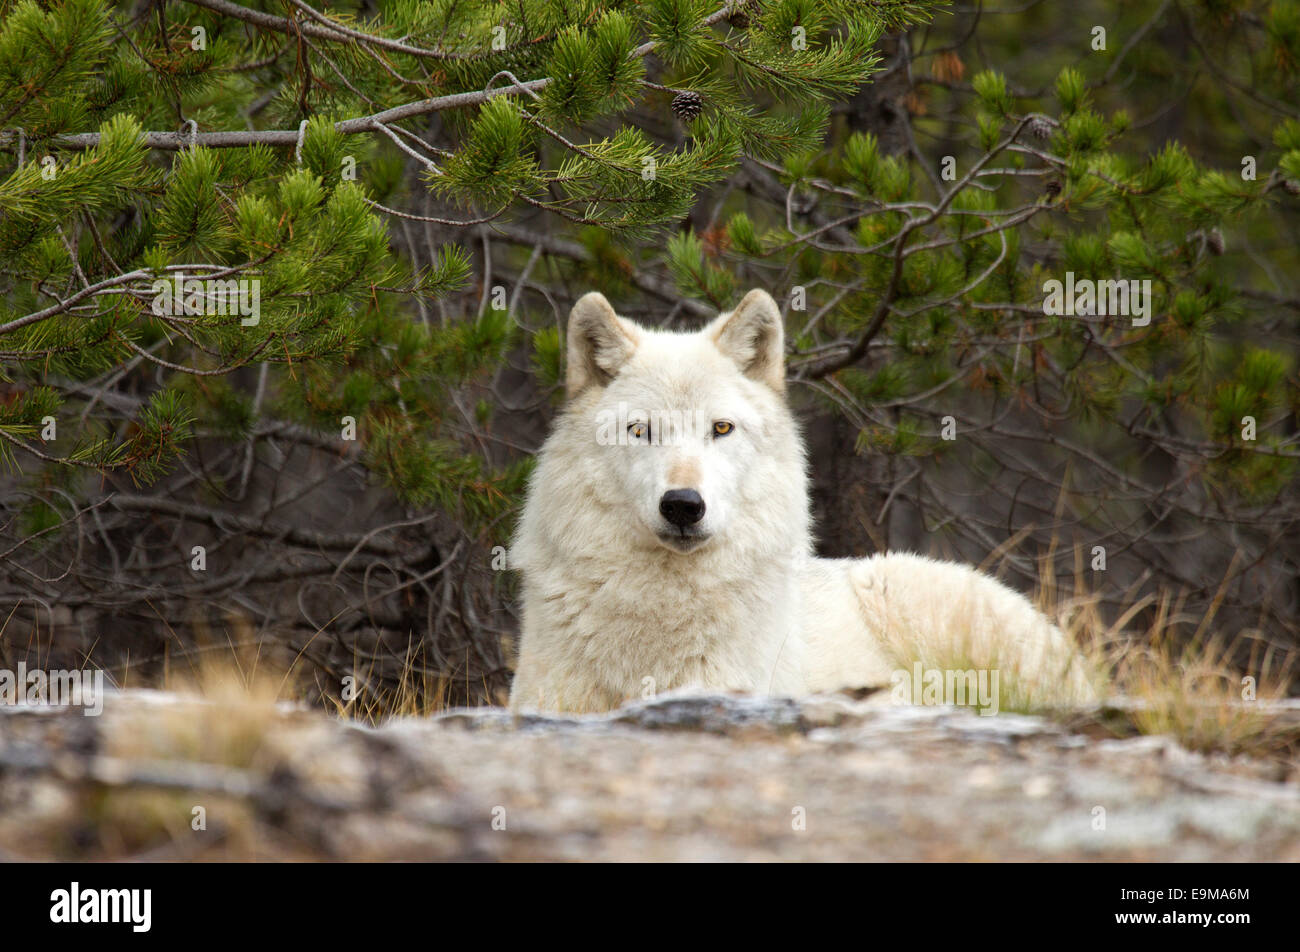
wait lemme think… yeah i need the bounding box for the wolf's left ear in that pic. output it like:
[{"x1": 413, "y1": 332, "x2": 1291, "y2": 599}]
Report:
[{"x1": 710, "y1": 289, "x2": 786, "y2": 392}]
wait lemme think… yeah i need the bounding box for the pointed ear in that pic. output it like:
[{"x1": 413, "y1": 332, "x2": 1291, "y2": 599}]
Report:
[
  {"x1": 709, "y1": 289, "x2": 786, "y2": 392},
  {"x1": 566, "y1": 292, "x2": 640, "y2": 397}
]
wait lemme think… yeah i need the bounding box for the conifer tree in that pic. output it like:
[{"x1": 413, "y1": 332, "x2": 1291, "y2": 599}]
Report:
[{"x1": 0, "y1": 0, "x2": 942, "y2": 704}]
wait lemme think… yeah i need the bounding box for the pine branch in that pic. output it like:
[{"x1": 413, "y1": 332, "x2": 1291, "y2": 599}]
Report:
[
  {"x1": 0, "y1": 2, "x2": 740, "y2": 152},
  {"x1": 0, "y1": 83, "x2": 550, "y2": 151},
  {"x1": 800, "y1": 116, "x2": 1039, "y2": 379},
  {"x1": 182, "y1": 0, "x2": 467, "y2": 59}
]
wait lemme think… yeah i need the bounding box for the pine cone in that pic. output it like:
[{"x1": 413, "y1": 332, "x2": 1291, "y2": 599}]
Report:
[
  {"x1": 1206, "y1": 228, "x2": 1225, "y2": 255},
  {"x1": 1284, "y1": 179, "x2": 1300, "y2": 196},
  {"x1": 671, "y1": 91, "x2": 704, "y2": 122},
  {"x1": 1027, "y1": 117, "x2": 1053, "y2": 141},
  {"x1": 729, "y1": 10, "x2": 750, "y2": 29}
]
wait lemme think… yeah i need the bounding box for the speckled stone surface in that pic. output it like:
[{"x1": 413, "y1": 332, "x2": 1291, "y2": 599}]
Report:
[{"x1": 1, "y1": 690, "x2": 1296, "y2": 860}]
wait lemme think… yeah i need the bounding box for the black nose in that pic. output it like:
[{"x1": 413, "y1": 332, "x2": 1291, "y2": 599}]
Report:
[{"x1": 659, "y1": 489, "x2": 706, "y2": 527}]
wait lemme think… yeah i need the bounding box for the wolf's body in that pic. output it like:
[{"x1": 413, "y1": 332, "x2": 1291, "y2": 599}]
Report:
[{"x1": 509, "y1": 290, "x2": 1095, "y2": 713}]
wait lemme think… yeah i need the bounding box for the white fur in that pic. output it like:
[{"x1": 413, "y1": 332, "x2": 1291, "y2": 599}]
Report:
[{"x1": 509, "y1": 290, "x2": 1095, "y2": 713}]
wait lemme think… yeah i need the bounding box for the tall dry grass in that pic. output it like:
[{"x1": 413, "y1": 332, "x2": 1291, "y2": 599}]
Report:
[{"x1": 1033, "y1": 540, "x2": 1297, "y2": 760}]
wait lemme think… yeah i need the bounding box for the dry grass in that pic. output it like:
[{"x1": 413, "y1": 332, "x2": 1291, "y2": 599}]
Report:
[
  {"x1": 114, "y1": 657, "x2": 289, "y2": 766},
  {"x1": 326, "y1": 643, "x2": 457, "y2": 723},
  {"x1": 111, "y1": 615, "x2": 469, "y2": 721},
  {"x1": 1034, "y1": 544, "x2": 1298, "y2": 761}
]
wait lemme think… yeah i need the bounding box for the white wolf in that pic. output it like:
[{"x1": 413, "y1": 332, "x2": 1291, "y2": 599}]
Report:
[{"x1": 509, "y1": 289, "x2": 1096, "y2": 713}]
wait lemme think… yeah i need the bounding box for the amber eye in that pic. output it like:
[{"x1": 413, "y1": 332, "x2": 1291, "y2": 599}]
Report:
[
  {"x1": 628, "y1": 422, "x2": 649, "y2": 441},
  {"x1": 713, "y1": 421, "x2": 734, "y2": 437}
]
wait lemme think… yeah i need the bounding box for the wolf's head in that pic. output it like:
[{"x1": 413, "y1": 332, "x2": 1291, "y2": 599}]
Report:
[{"x1": 553, "y1": 288, "x2": 806, "y2": 556}]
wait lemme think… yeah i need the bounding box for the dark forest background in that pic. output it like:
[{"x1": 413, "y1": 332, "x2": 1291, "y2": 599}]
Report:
[{"x1": 1, "y1": 0, "x2": 1297, "y2": 709}]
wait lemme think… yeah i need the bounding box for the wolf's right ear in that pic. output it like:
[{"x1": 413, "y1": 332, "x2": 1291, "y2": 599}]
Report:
[{"x1": 566, "y1": 292, "x2": 639, "y2": 397}]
